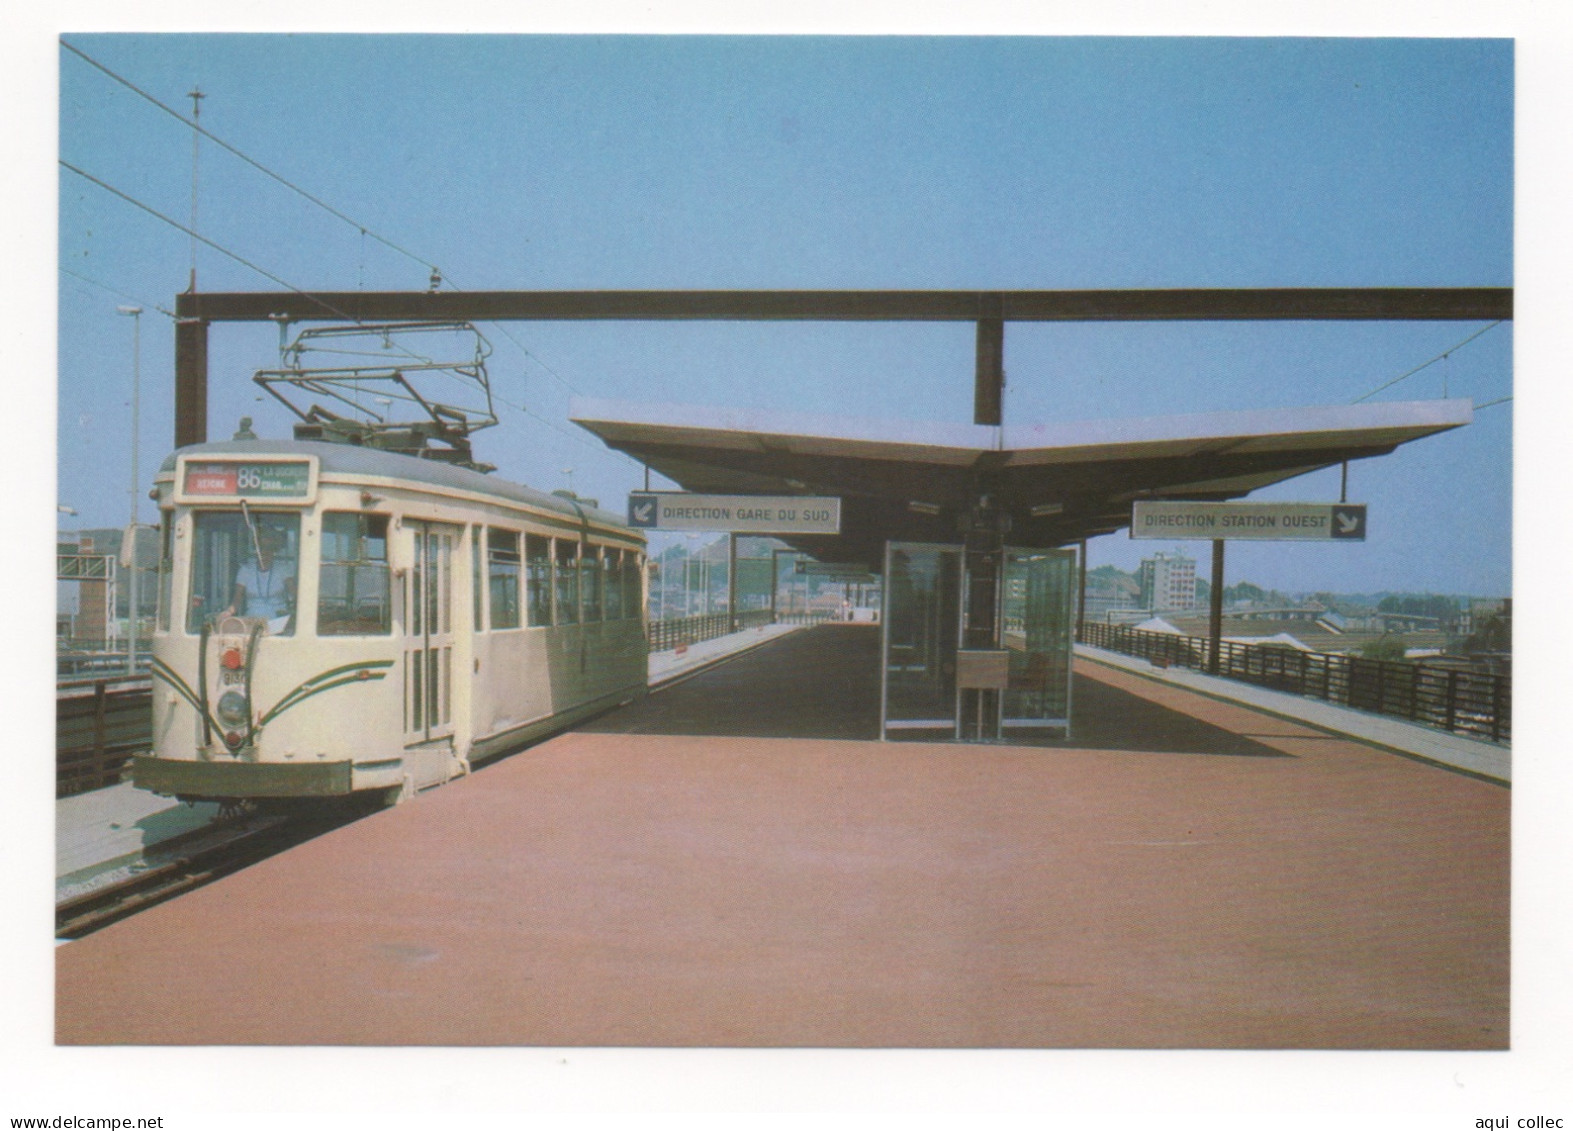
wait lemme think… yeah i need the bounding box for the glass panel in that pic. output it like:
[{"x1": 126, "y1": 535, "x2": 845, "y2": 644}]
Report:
[
  {"x1": 318, "y1": 513, "x2": 391, "y2": 635},
  {"x1": 427, "y1": 646, "x2": 439, "y2": 730},
  {"x1": 555, "y1": 539, "x2": 579, "y2": 625},
  {"x1": 187, "y1": 511, "x2": 300, "y2": 635},
  {"x1": 410, "y1": 537, "x2": 424, "y2": 637},
  {"x1": 472, "y1": 526, "x2": 483, "y2": 631},
  {"x1": 437, "y1": 533, "x2": 451, "y2": 635},
  {"x1": 526, "y1": 534, "x2": 552, "y2": 626},
  {"x1": 156, "y1": 511, "x2": 173, "y2": 632},
  {"x1": 424, "y1": 533, "x2": 440, "y2": 634},
  {"x1": 410, "y1": 648, "x2": 423, "y2": 732},
  {"x1": 582, "y1": 545, "x2": 603, "y2": 622},
  {"x1": 441, "y1": 646, "x2": 451, "y2": 725},
  {"x1": 603, "y1": 548, "x2": 622, "y2": 621},
  {"x1": 623, "y1": 552, "x2": 642, "y2": 620},
  {"x1": 487, "y1": 529, "x2": 521, "y2": 629},
  {"x1": 1002, "y1": 548, "x2": 1077, "y2": 730},
  {"x1": 881, "y1": 544, "x2": 962, "y2": 735}
]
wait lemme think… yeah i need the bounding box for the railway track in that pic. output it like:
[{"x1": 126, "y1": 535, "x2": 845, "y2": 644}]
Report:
[{"x1": 56, "y1": 808, "x2": 361, "y2": 940}]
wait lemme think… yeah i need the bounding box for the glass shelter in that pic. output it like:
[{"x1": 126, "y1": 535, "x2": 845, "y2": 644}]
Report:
[{"x1": 880, "y1": 541, "x2": 1076, "y2": 743}]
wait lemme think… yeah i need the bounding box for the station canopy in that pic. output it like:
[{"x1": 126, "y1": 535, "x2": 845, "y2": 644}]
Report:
[{"x1": 570, "y1": 396, "x2": 1472, "y2": 569}]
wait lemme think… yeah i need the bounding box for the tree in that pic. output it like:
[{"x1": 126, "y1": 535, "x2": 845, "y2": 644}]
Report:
[{"x1": 1360, "y1": 637, "x2": 1408, "y2": 662}]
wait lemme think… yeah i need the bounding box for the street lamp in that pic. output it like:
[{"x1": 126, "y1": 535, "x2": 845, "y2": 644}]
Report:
[{"x1": 118, "y1": 305, "x2": 142, "y2": 673}]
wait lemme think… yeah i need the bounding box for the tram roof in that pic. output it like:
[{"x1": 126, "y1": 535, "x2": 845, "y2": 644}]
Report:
[
  {"x1": 158, "y1": 439, "x2": 630, "y2": 530},
  {"x1": 569, "y1": 396, "x2": 1472, "y2": 567}
]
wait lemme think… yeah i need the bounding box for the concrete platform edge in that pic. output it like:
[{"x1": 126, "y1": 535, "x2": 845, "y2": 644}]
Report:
[
  {"x1": 1075, "y1": 644, "x2": 1511, "y2": 785},
  {"x1": 648, "y1": 622, "x2": 809, "y2": 689}
]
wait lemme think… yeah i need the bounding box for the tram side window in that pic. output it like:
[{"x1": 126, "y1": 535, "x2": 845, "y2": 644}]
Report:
[
  {"x1": 555, "y1": 538, "x2": 579, "y2": 624},
  {"x1": 318, "y1": 513, "x2": 391, "y2": 636},
  {"x1": 582, "y1": 544, "x2": 603, "y2": 622},
  {"x1": 488, "y1": 529, "x2": 522, "y2": 630},
  {"x1": 603, "y1": 548, "x2": 622, "y2": 621},
  {"x1": 525, "y1": 533, "x2": 552, "y2": 626},
  {"x1": 187, "y1": 511, "x2": 300, "y2": 636}
]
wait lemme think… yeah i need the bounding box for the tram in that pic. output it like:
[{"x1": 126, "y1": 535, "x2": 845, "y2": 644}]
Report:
[{"x1": 131, "y1": 437, "x2": 648, "y2": 804}]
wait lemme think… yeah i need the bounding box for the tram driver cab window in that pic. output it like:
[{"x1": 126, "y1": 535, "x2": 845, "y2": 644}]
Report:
[{"x1": 188, "y1": 512, "x2": 300, "y2": 636}]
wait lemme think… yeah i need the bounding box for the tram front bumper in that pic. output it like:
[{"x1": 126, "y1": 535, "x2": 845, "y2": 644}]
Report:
[{"x1": 130, "y1": 754, "x2": 354, "y2": 799}]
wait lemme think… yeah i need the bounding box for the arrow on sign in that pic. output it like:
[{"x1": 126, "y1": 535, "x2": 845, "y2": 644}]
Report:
[
  {"x1": 1331, "y1": 504, "x2": 1367, "y2": 540},
  {"x1": 627, "y1": 493, "x2": 658, "y2": 528}
]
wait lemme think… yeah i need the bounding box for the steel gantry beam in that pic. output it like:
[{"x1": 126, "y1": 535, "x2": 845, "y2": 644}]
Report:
[{"x1": 171, "y1": 287, "x2": 1512, "y2": 445}]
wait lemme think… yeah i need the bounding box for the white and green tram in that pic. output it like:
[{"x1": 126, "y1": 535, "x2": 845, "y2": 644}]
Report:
[{"x1": 133, "y1": 439, "x2": 648, "y2": 804}]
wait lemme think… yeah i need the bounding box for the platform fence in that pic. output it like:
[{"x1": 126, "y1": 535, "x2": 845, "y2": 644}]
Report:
[
  {"x1": 1078, "y1": 621, "x2": 1510, "y2": 744},
  {"x1": 56, "y1": 674, "x2": 152, "y2": 797},
  {"x1": 646, "y1": 608, "x2": 777, "y2": 652}
]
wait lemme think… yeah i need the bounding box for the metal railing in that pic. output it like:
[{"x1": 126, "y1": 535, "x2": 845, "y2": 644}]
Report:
[
  {"x1": 57, "y1": 647, "x2": 151, "y2": 681},
  {"x1": 646, "y1": 608, "x2": 775, "y2": 653},
  {"x1": 772, "y1": 610, "x2": 843, "y2": 626},
  {"x1": 57, "y1": 674, "x2": 153, "y2": 797},
  {"x1": 1079, "y1": 622, "x2": 1510, "y2": 744}
]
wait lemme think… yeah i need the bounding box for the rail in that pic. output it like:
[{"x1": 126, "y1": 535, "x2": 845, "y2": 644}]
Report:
[
  {"x1": 57, "y1": 674, "x2": 154, "y2": 797},
  {"x1": 646, "y1": 608, "x2": 776, "y2": 652},
  {"x1": 1078, "y1": 622, "x2": 1510, "y2": 744}
]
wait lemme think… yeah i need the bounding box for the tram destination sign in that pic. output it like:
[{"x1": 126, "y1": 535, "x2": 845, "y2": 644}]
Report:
[
  {"x1": 175, "y1": 456, "x2": 319, "y2": 504},
  {"x1": 1131, "y1": 501, "x2": 1368, "y2": 541},
  {"x1": 627, "y1": 491, "x2": 841, "y2": 534}
]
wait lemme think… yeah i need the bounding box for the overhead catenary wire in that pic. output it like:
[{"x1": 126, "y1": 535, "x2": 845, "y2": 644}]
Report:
[
  {"x1": 1351, "y1": 320, "x2": 1505, "y2": 404},
  {"x1": 61, "y1": 39, "x2": 438, "y2": 282},
  {"x1": 59, "y1": 264, "x2": 176, "y2": 319},
  {"x1": 61, "y1": 158, "x2": 640, "y2": 473},
  {"x1": 61, "y1": 39, "x2": 588, "y2": 404}
]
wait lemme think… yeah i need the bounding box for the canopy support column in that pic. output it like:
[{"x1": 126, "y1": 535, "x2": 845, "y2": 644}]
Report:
[
  {"x1": 174, "y1": 316, "x2": 209, "y2": 448},
  {"x1": 974, "y1": 294, "x2": 1004, "y2": 427},
  {"x1": 1209, "y1": 539, "x2": 1225, "y2": 675}
]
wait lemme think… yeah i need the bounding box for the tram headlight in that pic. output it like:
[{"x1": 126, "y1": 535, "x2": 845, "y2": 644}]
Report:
[{"x1": 216, "y1": 689, "x2": 249, "y2": 727}]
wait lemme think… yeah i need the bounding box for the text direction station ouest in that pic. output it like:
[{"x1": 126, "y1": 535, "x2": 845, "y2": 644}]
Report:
[{"x1": 1130, "y1": 501, "x2": 1368, "y2": 542}]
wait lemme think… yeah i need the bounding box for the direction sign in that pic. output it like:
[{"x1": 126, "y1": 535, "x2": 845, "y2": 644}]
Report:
[
  {"x1": 627, "y1": 492, "x2": 841, "y2": 534},
  {"x1": 1131, "y1": 501, "x2": 1368, "y2": 542}
]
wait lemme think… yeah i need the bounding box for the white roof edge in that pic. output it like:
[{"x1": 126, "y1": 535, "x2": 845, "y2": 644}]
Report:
[
  {"x1": 1002, "y1": 398, "x2": 1472, "y2": 451},
  {"x1": 570, "y1": 396, "x2": 995, "y2": 451},
  {"x1": 570, "y1": 396, "x2": 1472, "y2": 455}
]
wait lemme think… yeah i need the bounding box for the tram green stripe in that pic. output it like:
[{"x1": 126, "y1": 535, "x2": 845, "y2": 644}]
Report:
[
  {"x1": 258, "y1": 662, "x2": 393, "y2": 726},
  {"x1": 150, "y1": 659, "x2": 226, "y2": 736},
  {"x1": 260, "y1": 672, "x2": 388, "y2": 724}
]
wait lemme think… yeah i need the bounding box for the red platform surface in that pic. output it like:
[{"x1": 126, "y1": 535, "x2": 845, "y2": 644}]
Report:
[{"x1": 57, "y1": 639, "x2": 1508, "y2": 1048}]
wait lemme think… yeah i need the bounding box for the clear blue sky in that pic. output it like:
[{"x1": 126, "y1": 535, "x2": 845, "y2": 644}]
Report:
[{"x1": 57, "y1": 35, "x2": 1513, "y2": 595}]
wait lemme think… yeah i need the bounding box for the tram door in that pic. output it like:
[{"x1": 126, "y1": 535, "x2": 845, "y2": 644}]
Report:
[{"x1": 402, "y1": 521, "x2": 460, "y2": 748}]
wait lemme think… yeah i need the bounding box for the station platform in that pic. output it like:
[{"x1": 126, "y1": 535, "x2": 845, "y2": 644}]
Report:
[
  {"x1": 57, "y1": 623, "x2": 1508, "y2": 1049},
  {"x1": 54, "y1": 624, "x2": 804, "y2": 893},
  {"x1": 1076, "y1": 643, "x2": 1511, "y2": 784},
  {"x1": 55, "y1": 784, "x2": 219, "y2": 901}
]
